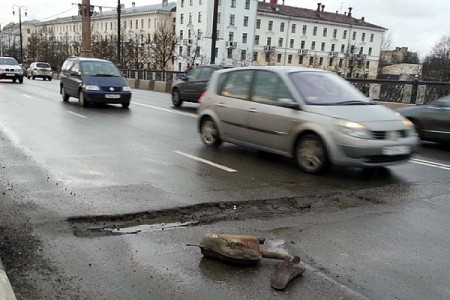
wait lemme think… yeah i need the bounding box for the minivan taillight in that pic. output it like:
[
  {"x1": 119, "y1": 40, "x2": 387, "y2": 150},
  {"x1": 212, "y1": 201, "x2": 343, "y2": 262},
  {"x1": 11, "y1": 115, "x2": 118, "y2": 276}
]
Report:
[{"x1": 199, "y1": 91, "x2": 207, "y2": 103}]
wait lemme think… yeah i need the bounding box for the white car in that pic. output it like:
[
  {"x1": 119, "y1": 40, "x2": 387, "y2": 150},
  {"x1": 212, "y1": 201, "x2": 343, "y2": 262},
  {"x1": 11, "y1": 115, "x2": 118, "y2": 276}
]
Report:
[
  {"x1": 0, "y1": 57, "x2": 24, "y2": 83},
  {"x1": 27, "y1": 62, "x2": 53, "y2": 81}
]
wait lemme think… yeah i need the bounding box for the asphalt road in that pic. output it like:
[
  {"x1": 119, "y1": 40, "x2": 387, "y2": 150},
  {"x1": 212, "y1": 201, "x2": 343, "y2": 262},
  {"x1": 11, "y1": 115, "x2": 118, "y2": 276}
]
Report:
[{"x1": 0, "y1": 78, "x2": 449, "y2": 300}]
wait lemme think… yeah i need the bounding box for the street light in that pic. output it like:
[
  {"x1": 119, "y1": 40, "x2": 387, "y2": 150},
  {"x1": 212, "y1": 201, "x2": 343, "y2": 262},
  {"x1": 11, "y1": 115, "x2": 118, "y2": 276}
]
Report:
[{"x1": 12, "y1": 5, "x2": 27, "y2": 63}]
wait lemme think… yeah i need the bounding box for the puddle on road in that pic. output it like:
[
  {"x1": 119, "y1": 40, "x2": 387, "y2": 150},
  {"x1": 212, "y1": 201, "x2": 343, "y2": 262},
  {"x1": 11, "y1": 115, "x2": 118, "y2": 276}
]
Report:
[{"x1": 100, "y1": 220, "x2": 198, "y2": 234}]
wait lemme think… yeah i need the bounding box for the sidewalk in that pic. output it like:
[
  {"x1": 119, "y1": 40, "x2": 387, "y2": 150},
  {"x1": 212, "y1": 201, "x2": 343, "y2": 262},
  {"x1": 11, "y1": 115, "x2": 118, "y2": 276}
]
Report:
[{"x1": 0, "y1": 257, "x2": 16, "y2": 300}]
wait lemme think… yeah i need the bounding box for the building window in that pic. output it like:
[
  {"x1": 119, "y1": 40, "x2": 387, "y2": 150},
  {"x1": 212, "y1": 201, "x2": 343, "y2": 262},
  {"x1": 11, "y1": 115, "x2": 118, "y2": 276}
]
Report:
[
  {"x1": 181, "y1": 0, "x2": 184, "y2": 7},
  {"x1": 179, "y1": 46, "x2": 183, "y2": 56},
  {"x1": 341, "y1": 44, "x2": 345, "y2": 53},
  {"x1": 301, "y1": 41, "x2": 305, "y2": 49},
  {"x1": 255, "y1": 35, "x2": 259, "y2": 45},
  {"x1": 180, "y1": 30, "x2": 183, "y2": 40},
  {"x1": 321, "y1": 42, "x2": 325, "y2": 51},
  {"x1": 190, "y1": 0, "x2": 193, "y2": 5},
  {"x1": 130, "y1": 20, "x2": 132, "y2": 29},
  {"x1": 268, "y1": 21, "x2": 273, "y2": 31},
  {"x1": 242, "y1": 33, "x2": 247, "y2": 43},
  {"x1": 319, "y1": 57, "x2": 323, "y2": 65},
  {"x1": 352, "y1": 31, "x2": 356, "y2": 40},
  {"x1": 280, "y1": 22, "x2": 285, "y2": 32},
  {"x1": 231, "y1": 0, "x2": 236, "y2": 8},
  {"x1": 197, "y1": 29, "x2": 202, "y2": 39},
  {"x1": 302, "y1": 25, "x2": 307, "y2": 34},
  {"x1": 299, "y1": 56, "x2": 304, "y2": 65},
  {"x1": 180, "y1": 14, "x2": 184, "y2": 24},
  {"x1": 290, "y1": 39, "x2": 294, "y2": 48},
  {"x1": 311, "y1": 41, "x2": 316, "y2": 50},
  {"x1": 313, "y1": 26, "x2": 317, "y2": 36},
  {"x1": 253, "y1": 52, "x2": 258, "y2": 61},
  {"x1": 291, "y1": 24, "x2": 296, "y2": 33},
  {"x1": 309, "y1": 57, "x2": 314, "y2": 65},
  {"x1": 230, "y1": 14, "x2": 235, "y2": 25},
  {"x1": 288, "y1": 55, "x2": 292, "y2": 64},
  {"x1": 278, "y1": 38, "x2": 283, "y2": 47},
  {"x1": 360, "y1": 47, "x2": 364, "y2": 54},
  {"x1": 329, "y1": 58, "x2": 333, "y2": 66},
  {"x1": 343, "y1": 30, "x2": 347, "y2": 39},
  {"x1": 362, "y1": 33, "x2": 366, "y2": 42},
  {"x1": 245, "y1": 0, "x2": 250, "y2": 9},
  {"x1": 189, "y1": 13, "x2": 192, "y2": 23},
  {"x1": 244, "y1": 16, "x2": 248, "y2": 27},
  {"x1": 366, "y1": 61, "x2": 370, "y2": 69},
  {"x1": 229, "y1": 32, "x2": 234, "y2": 42},
  {"x1": 241, "y1": 50, "x2": 247, "y2": 61},
  {"x1": 256, "y1": 19, "x2": 261, "y2": 29},
  {"x1": 267, "y1": 37, "x2": 272, "y2": 46},
  {"x1": 217, "y1": 12, "x2": 221, "y2": 23},
  {"x1": 277, "y1": 54, "x2": 282, "y2": 63},
  {"x1": 370, "y1": 33, "x2": 374, "y2": 42},
  {"x1": 323, "y1": 28, "x2": 327, "y2": 37},
  {"x1": 228, "y1": 48, "x2": 233, "y2": 58},
  {"x1": 148, "y1": 19, "x2": 151, "y2": 28},
  {"x1": 368, "y1": 47, "x2": 372, "y2": 56},
  {"x1": 198, "y1": 12, "x2": 202, "y2": 22},
  {"x1": 333, "y1": 29, "x2": 337, "y2": 39}
]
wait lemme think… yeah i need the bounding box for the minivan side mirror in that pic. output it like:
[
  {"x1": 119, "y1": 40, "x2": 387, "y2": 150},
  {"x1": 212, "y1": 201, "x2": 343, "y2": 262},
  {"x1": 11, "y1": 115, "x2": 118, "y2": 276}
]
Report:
[
  {"x1": 278, "y1": 98, "x2": 300, "y2": 110},
  {"x1": 70, "y1": 71, "x2": 80, "y2": 77}
]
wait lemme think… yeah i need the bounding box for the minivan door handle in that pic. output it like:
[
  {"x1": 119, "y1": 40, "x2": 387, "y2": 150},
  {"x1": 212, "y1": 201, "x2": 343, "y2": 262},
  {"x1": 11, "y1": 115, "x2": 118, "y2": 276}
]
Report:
[{"x1": 248, "y1": 108, "x2": 258, "y2": 113}]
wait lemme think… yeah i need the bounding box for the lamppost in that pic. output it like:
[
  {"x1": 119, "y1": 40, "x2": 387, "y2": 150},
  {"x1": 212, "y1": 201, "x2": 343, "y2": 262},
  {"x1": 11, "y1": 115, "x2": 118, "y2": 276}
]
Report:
[{"x1": 12, "y1": 5, "x2": 27, "y2": 63}]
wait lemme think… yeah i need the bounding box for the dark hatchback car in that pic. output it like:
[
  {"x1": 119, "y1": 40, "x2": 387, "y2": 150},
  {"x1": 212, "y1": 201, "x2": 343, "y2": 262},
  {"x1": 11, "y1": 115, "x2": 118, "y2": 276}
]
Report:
[
  {"x1": 60, "y1": 57, "x2": 132, "y2": 108},
  {"x1": 171, "y1": 65, "x2": 226, "y2": 107},
  {"x1": 398, "y1": 95, "x2": 450, "y2": 144}
]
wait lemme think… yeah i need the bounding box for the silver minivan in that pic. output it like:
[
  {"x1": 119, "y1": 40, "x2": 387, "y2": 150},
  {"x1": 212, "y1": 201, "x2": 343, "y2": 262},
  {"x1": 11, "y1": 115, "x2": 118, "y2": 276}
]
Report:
[{"x1": 197, "y1": 66, "x2": 419, "y2": 174}]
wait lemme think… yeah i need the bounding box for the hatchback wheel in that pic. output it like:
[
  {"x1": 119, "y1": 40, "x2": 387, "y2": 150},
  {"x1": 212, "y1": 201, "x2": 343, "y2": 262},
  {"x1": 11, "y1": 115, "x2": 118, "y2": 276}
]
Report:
[
  {"x1": 200, "y1": 117, "x2": 222, "y2": 147},
  {"x1": 79, "y1": 91, "x2": 88, "y2": 107},
  {"x1": 61, "y1": 86, "x2": 69, "y2": 102},
  {"x1": 48, "y1": 77, "x2": 52, "y2": 81},
  {"x1": 172, "y1": 89, "x2": 183, "y2": 107},
  {"x1": 32, "y1": 76, "x2": 35, "y2": 80},
  {"x1": 295, "y1": 134, "x2": 328, "y2": 174}
]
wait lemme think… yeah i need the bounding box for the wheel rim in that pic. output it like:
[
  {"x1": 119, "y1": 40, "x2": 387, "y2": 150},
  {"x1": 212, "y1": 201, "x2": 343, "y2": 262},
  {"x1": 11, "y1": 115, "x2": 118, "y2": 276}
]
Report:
[
  {"x1": 201, "y1": 120, "x2": 218, "y2": 145},
  {"x1": 297, "y1": 138, "x2": 325, "y2": 172},
  {"x1": 172, "y1": 91, "x2": 181, "y2": 106}
]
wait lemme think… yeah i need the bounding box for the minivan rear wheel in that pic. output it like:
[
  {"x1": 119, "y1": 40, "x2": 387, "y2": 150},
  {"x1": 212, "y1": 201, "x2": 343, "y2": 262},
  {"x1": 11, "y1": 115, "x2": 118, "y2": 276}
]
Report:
[
  {"x1": 200, "y1": 117, "x2": 222, "y2": 147},
  {"x1": 61, "y1": 86, "x2": 69, "y2": 102},
  {"x1": 295, "y1": 134, "x2": 328, "y2": 174},
  {"x1": 172, "y1": 89, "x2": 183, "y2": 107}
]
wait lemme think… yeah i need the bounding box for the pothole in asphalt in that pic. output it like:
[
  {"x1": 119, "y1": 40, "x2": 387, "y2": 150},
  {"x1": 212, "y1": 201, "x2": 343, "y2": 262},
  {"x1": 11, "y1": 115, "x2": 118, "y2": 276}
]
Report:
[{"x1": 68, "y1": 192, "x2": 384, "y2": 237}]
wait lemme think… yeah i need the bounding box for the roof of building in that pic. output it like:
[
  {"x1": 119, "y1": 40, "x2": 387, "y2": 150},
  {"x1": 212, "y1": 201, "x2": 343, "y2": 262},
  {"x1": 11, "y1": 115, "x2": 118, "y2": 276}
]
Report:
[{"x1": 257, "y1": 2, "x2": 386, "y2": 31}]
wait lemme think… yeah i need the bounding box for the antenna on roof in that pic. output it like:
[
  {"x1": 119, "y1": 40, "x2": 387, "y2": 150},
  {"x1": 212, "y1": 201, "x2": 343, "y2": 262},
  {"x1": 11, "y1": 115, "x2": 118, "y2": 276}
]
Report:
[{"x1": 340, "y1": 1, "x2": 344, "y2": 13}]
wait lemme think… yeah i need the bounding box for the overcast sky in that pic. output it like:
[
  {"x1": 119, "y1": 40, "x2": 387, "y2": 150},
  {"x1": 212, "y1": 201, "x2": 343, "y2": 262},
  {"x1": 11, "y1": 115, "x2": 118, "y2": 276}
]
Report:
[{"x1": 2, "y1": 0, "x2": 449, "y2": 59}]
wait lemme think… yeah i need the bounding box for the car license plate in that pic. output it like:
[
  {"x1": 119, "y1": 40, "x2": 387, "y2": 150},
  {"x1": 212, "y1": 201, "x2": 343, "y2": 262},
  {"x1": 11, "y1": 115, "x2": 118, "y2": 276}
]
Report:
[
  {"x1": 6, "y1": 73, "x2": 15, "y2": 76},
  {"x1": 382, "y1": 145, "x2": 410, "y2": 156},
  {"x1": 105, "y1": 94, "x2": 120, "y2": 99}
]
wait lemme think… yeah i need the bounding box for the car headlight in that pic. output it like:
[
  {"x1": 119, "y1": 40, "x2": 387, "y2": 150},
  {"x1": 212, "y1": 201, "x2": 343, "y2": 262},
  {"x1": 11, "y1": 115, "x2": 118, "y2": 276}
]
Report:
[
  {"x1": 122, "y1": 86, "x2": 131, "y2": 92},
  {"x1": 85, "y1": 85, "x2": 100, "y2": 91},
  {"x1": 335, "y1": 119, "x2": 371, "y2": 139},
  {"x1": 403, "y1": 119, "x2": 418, "y2": 137}
]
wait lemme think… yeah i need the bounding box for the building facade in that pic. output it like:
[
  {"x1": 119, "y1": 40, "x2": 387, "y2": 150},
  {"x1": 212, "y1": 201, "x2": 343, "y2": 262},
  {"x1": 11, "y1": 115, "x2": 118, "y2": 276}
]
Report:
[{"x1": 1, "y1": 0, "x2": 386, "y2": 78}]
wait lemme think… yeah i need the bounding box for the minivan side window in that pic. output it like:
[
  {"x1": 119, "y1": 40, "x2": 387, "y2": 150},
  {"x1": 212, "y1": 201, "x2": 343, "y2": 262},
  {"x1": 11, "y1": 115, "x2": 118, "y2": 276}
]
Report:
[
  {"x1": 251, "y1": 71, "x2": 293, "y2": 104},
  {"x1": 62, "y1": 59, "x2": 75, "y2": 75},
  {"x1": 70, "y1": 62, "x2": 80, "y2": 75},
  {"x1": 219, "y1": 70, "x2": 253, "y2": 100}
]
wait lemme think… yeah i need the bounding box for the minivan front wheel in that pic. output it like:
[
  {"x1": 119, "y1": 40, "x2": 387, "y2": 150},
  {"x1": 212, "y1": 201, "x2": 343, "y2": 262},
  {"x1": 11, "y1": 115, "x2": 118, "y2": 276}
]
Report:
[
  {"x1": 79, "y1": 91, "x2": 88, "y2": 107},
  {"x1": 295, "y1": 134, "x2": 328, "y2": 174},
  {"x1": 172, "y1": 89, "x2": 183, "y2": 107},
  {"x1": 200, "y1": 117, "x2": 222, "y2": 147}
]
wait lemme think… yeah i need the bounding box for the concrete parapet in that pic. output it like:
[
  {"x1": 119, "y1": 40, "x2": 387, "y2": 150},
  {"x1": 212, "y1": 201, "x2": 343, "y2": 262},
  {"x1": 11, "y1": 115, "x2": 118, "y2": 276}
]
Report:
[{"x1": 154, "y1": 81, "x2": 168, "y2": 93}]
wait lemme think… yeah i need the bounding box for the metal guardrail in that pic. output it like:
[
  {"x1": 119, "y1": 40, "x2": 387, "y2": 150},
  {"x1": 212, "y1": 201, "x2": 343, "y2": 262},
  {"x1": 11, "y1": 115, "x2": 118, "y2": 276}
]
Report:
[
  {"x1": 349, "y1": 78, "x2": 450, "y2": 105},
  {"x1": 120, "y1": 69, "x2": 185, "y2": 82}
]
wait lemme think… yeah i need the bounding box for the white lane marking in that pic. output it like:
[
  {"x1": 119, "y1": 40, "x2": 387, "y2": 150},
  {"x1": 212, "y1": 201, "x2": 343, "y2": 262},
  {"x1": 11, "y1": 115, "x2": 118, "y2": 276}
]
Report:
[
  {"x1": 410, "y1": 158, "x2": 450, "y2": 171},
  {"x1": 67, "y1": 111, "x2": 87, "y2": 119},
  {"x1": 22, "y1": 94, "x2": 33, "y2": 99},
  {"x1": 133, "y1": 101, "x2": 197, "y2": 118},
  {"x1": 175, "y1": 150, "x2": 237, "y2": 173}
]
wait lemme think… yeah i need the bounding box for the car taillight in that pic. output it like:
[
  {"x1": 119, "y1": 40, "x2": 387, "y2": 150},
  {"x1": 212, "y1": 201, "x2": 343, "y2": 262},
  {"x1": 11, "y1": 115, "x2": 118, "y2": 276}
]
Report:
[{"x1": 199, "y1": 91, "x2": 207, "y2": 103}]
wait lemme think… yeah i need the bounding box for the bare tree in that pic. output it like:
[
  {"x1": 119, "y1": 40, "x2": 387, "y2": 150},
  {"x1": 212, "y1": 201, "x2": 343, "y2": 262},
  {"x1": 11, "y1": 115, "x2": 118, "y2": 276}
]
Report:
[
  {"x1": 422, "y1": 35, "x2": 450, "y2": 81},
  {"x1": 148, "y1": 23, "x2": 178, "y2": 70},
  {"x1": 381, "y1": 30, "x2": 393, "y2": 51}
]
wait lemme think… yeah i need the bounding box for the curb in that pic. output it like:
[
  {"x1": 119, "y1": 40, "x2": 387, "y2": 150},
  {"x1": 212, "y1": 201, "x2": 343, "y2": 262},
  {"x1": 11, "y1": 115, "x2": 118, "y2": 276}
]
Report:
[{"x1": 0, "y1": 257, "x2": 16, "y2": 300}]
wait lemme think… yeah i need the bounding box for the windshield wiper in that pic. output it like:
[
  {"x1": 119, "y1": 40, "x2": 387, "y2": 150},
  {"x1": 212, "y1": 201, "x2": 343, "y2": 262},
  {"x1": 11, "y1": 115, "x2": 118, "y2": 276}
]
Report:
[
  {"x1": 335, "y1": 100, "x2": 373, "y2": 105},
  {"x1": 94, "y1": 73, "x2": 116, "y2": 77}
]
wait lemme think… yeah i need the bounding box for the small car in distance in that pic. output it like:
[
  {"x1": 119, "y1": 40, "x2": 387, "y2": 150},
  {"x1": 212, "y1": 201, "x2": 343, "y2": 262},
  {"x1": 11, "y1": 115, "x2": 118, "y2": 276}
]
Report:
[
  {"x1": 171, "y1": 65, "x2": 227, "y2": 107},
  {"x1": 198, "y1": 66, "x2": 419, "y2": 174},
  {"x1": 27, "y1": 62, "x2": 53, "y2": 81},
  {"x1": 398, "y1": 95, "x2": 450, "y2": 144},
  {"x1": 59, "y1": 57, "x2": 132, "y2": 108},
  {"x1": 0, "y1": 57, "x2": 24, "y2": 83}
]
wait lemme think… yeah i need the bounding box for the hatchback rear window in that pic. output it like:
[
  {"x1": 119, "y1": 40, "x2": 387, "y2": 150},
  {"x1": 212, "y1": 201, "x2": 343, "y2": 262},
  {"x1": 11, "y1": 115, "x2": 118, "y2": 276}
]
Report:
[{"x1": 36, "y1": 63, "x2": 50, "y2": 68}]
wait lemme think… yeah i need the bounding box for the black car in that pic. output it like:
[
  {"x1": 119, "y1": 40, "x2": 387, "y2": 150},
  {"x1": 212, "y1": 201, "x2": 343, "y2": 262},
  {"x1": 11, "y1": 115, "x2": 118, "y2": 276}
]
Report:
[
  {"x1": 171, "y1": 65, "x2": 227, "y2": 107},
  {"x1": 398, "y1": 95, "x2": 450, "y2": 144},
  {"x1": 59, "y1": 57, "x2": 132, "y2": 108}
]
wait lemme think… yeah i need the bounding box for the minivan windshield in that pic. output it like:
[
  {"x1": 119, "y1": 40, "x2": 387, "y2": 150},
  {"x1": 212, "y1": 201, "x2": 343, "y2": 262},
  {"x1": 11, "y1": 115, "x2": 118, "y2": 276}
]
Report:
[
  {"x1": 80, "y1": 61, "x2": 122, "y2": 77},
  {"x1": 289, "y1": 71, "x2": 369, "y2": 105}
]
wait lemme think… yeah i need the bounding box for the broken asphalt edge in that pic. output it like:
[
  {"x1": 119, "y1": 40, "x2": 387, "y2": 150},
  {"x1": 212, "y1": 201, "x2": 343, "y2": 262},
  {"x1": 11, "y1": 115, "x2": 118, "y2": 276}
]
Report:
[{"x1": 0, "y1": 257, "x2": 17, "y2": 300}]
